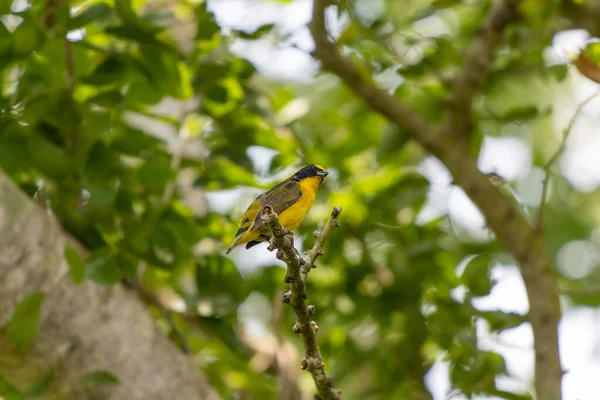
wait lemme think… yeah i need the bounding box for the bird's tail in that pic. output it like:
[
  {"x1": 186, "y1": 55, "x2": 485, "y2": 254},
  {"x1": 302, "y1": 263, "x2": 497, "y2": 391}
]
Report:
[
  {"x1": 226, "y1": 235, "x2": 242, "y2": 254},
  {"x1": 226, "y1": 227, "x2": 249, "y2": 254},
  {"x1": 226, "y1": 240, "x2": 237, "y2": 254}
]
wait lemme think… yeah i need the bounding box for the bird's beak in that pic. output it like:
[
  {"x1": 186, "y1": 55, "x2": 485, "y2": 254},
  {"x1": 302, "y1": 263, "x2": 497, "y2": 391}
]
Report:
[{"x1": 317, "y1": 170, "x2": 329, "y2": 177}]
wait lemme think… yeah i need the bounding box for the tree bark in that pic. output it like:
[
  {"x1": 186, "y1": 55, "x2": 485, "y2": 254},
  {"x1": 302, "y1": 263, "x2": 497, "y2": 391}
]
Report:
[{"x1": 0, "y1": 171, "x2": 219, "y2": 400}]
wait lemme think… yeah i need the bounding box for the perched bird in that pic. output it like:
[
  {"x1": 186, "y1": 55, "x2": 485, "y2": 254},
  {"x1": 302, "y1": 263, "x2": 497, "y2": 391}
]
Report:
[{"x1": 226, "y1": 164, "x2": 329, "y2": 254}]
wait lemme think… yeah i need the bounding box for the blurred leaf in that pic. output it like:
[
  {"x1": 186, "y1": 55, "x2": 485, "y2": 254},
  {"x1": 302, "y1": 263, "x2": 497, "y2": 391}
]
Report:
[
  {"x1": 87, "y1": 90, "x2": 125, "y2": 107},
  {"x1": 461, "y1": 254, "x2": 493, "y2": 297},
  {"x1": 86, "y1": 248, "x2": 122, "y2": 285},
  {"x1": 81, "y1": 370, "x2": 120, "y2": 389},
  {"x1": 65, "y1": 243, "x2": 86, "y2": 285},
  {"x1": 82, "y1": 56, "x2": 127, "y2": 86},
  {"x1": 0, "y1": 375, "x2": 22, "y2": 400},
  {"x1": 195, "y1": 3, "x2": 220, "y2": 41},
  {"x1": 28, "y1": 135, "x2": 71, "y2": 180},
  {"x1": 113, "y1": 0, "x2": 160, "y2": 35},
  {"x1": 8, "y1": 292, "x2": 46, "y2": 353},
  {"x1": 477, "y1": 311, "x2": 525, "y2": 333},
  {"x1": 233, "y1": 24, "x2": 275, "y2": 40},
  {"x1": 137, "y1": 153, "x2": 173, "y2": 193},
  {"x1": 544, "y1": 64, "x2": 568, "y2": 82},
  {"x1": 23, "y1": 370, "x2": 55, "y2": 398},
  {"x1": 69, "y1": 3, "x2": 113, "y2": 30},
  {"x1": 12, "y1": 12, "x2": 44, "y2": 57}
]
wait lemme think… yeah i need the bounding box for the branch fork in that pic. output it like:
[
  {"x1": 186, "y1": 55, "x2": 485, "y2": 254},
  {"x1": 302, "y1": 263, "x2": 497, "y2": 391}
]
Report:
[
  {"x1": 308, "y1": 1, "x2": 563, "y2": 399},
  {"x1": 262, "y1": 205, "x2": 343, "y2": 400}
]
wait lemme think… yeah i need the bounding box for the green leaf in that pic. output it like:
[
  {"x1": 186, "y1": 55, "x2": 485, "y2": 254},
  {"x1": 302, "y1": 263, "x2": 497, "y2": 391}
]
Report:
[
  {"x1": 82, "y1": 56, "x2": 127, "y2": 86},
  {"x1": 195, "y1": 3, "x2": 220, "y2": 41},
  {"x1": 137, "y1": 153, "x2": 174, "y2": 193},
  {"x1": 86, "y1": 90, "x2": 125, "y2": 107},
  {"x1": 496, "y1": 105, "x2": 540, "y2": 122},
  {"x1": 23, "y1": 370, "x2": 55, "y2": 398},
  {"x1": 233, "y1": 24, "x2": 275, "y2": 40},
  {"x1": 81, "y1": 370, "x2": 120, "y2": 389},
  {"x1": 0, "y1": 375, "x2": 22, "y2": 400},
  {"x1": 12, "y1": 12, "x2": 44, "y2": 57},
  {"x1": 64, "y1": 243, "x2": 85, "y2": 285},
  {"x1": 0, "y1": 133, "x2": 31, "y2": 175},
  {"x1": 28, "y1": 135, "x2": 71, "y2": 180},
  {"x1": 0, "y1": 21, "x2": 13, "y2": 60},
  {"x1": 7, "y1": 292, "x2": 46, "y2": 353},
  {"x1": 113, "y1": 0, "x2": 160, "y2": 35},
  {"x1": 461, "y1": 254, "x2": 493, "y2": 297},
  {"x1": 477, "y1": 311, "x2": 525, "y2": 333},
  {"x1": 544, "y1": 64, "x2": 568, "y2": 82},
  {"x1": 86, "y1": 248, "x2": 122, "y2": 285},
  {"x1": 69, "y1": 3, "x2": 114, "y2": 30}
]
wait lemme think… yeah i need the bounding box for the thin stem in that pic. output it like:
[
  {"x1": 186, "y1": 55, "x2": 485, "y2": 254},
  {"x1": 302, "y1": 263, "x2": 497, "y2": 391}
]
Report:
[{"x1": 536, "y1": 89, "x2": 600, "y2": 229}]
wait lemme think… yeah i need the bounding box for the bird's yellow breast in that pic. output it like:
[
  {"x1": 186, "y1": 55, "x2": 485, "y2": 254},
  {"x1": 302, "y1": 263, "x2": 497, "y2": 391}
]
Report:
[{"x1": 278, "y1": 176, "x2": 320, "y2": 231}]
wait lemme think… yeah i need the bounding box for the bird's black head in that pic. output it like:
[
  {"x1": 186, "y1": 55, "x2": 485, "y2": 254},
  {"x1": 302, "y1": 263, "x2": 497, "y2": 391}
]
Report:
[{"x1": 293, "y1": 164, "x2": 329, "y2": 180}]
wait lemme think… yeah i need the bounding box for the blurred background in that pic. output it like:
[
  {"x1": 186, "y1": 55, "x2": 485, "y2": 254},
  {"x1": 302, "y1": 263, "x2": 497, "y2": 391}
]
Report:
[{"x1": 2, "y1": 0, "x2": 600, "y2": 399}]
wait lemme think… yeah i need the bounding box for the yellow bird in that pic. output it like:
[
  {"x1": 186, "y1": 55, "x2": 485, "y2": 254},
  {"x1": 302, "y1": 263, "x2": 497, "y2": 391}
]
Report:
[{"x1": 226, "y1": 164, "x2": 329, "y2": 254}]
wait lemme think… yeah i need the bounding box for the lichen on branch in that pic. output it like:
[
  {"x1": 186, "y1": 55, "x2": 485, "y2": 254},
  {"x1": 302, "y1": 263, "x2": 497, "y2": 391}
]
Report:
[{"x1": 261, "y1": 205, "x2": 343, "y2": 400}]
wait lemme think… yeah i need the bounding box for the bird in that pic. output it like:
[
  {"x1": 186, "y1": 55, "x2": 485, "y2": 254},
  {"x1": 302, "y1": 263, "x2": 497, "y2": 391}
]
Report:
[{"x1": 226, "y1": 164, "x2": 329, "y2": 254}]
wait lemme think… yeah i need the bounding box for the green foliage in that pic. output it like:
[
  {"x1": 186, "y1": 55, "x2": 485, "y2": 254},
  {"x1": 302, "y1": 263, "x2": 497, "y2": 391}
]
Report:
[
  {"x1": 65, "y1": 243, "x2": 86, "y2": 284},
  {"x1": 81, "y1": 370, "x2": 120, "y2": 389},
  {"x1": 85, "y1": 248, "x2": 122, "y2": 285},
  {"x1": 0, "y1": 0, "x2": 593, "y2": 398},
  {"x1": 23, "y1": 371, "x2": 55, "y2": 398},
  {"x1": 7, "y1": 292, "x2": 46, "y2": 354}
]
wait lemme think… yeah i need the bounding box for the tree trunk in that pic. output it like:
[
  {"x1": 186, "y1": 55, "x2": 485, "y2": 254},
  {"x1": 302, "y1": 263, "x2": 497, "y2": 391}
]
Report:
[{"x1": 0, "y1": 171, "x2": 219, "y2": 400}]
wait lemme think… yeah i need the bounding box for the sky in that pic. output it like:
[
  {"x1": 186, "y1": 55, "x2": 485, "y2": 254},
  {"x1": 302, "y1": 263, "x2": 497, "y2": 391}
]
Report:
[{"x1": 206, "y1": 1, "x2": 600, "y2": 399}]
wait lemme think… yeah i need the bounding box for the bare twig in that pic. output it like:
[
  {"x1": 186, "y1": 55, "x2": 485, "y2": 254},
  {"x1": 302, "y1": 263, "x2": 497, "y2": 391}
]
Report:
[
  {"x1": 262, "y1": 205, "x2": 342, "y2": 400},
  {"x1": 303, "y1": 207, "x2": 342, "y2": 279},
  {"x1": 309, "y1": 2, "x2": 562, "y2": 399},
  {"x1": 123, "y1": 277, "x2": 192, "y2": 354},
  {"x1": 443, "y1": 0, "x2": 520, "y2": 141},
  {"x1": 536, "y1": 89, "x2": 600, "y2": 228}
]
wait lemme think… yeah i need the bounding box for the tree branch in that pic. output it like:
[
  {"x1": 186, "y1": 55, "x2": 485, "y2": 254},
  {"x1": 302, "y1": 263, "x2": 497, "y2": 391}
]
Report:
[
  {"x1": 309, "y1": 2, "x2": 562, "y2": 399},
  {"x1": 303, "y1": 207, "x2": 342, "y2": 279},
  {"x1": 536, "y1": 89, "x2": 600, "y2": 228},
  {"x1": 262, "y1": 205, "x2": 342, "y2": 400},
  {"x1": 443, "y1": 0, "x2": 520, "y2": 141}
]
